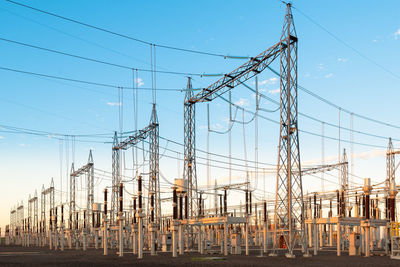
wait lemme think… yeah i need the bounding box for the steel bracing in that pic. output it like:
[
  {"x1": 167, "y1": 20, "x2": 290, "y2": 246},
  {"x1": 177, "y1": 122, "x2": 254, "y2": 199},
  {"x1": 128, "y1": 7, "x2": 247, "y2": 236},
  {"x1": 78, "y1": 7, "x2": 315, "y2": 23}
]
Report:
[
  {"x1": 272, "y1": 3, "x2": 305, "y2": 256},
  {"x1": 183, "y1": 77, "x2": 198, "y2": 217}
]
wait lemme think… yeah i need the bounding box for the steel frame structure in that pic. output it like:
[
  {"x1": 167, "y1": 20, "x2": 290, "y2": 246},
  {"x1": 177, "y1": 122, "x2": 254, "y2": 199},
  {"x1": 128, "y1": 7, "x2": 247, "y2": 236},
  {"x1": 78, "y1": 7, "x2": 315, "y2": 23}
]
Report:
[
  {"x1": 70, "y1": 151, "x2": 94, "y2": 229},
  {"x1": 113, "y1": 108, "x2": 160, "y2": 225},
  {"x1": 184, "y1": 4, "x2": 303, "y2": 256},
  {"x1": 185, "y1": 14, "x2": 286, "y2": 220},
  {"x1": 28, "y1": 191, "x2": 38, "y2": 235}
]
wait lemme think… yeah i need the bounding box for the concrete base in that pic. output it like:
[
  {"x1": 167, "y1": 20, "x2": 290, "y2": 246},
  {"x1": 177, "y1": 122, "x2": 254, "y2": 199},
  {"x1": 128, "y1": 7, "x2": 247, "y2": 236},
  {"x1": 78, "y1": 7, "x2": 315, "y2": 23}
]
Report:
[{"x1": 285, "y1": 253, "x2": 295, "y2": 258}]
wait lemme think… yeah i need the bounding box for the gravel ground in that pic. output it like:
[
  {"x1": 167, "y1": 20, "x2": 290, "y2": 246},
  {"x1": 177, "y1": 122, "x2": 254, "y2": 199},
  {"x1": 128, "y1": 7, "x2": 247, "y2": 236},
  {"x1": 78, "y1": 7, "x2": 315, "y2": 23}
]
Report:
[{"x1": 0, "y1": 245, "x2": 398, "y2": 266}]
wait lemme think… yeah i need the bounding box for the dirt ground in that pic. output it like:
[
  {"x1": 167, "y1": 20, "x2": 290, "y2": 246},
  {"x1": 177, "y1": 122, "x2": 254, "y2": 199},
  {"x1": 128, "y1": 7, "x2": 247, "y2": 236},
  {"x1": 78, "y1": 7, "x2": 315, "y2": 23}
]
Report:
[{"x1": 0, "y1": 245, "x2": 399, "y2": 267}]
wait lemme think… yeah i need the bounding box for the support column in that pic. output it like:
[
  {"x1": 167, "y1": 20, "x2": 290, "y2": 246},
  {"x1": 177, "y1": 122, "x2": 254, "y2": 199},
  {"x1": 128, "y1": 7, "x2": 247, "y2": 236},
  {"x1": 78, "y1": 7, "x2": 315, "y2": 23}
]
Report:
[
  {"x1": 137, "y1": 213, "x2": 143, "y2": 259},
  {"x1": 179, "y1": 224, "x2": 184, "y2": 255},
  {"x1": 263, "y1": 222, "x2": 267, "y2": 253},
  {"x1": 245, "y1": 220, "x2": 249, "y2": 256},
  {"x1": 314, "y1": 220, "x2": 318, "y2": 255},
  {"x1": 224, "y1": 222, "x2": 228, "y2": 256},
  {"x1": 337, "y1": 223, "x2": 341, "y2": 256},
  {"x1": 365, "y1": 226, "x2": 370, "y2": 257},
  {"x1": 172, "y1": 221, "x2": 178, "y2": 258}
]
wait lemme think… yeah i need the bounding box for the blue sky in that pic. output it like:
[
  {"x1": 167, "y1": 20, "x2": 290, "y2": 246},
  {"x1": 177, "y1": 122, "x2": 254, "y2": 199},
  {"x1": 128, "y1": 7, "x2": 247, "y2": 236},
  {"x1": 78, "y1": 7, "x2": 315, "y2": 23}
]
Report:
[{"x1": 1, "y1": 0, "x2": 400, "y2": 229}]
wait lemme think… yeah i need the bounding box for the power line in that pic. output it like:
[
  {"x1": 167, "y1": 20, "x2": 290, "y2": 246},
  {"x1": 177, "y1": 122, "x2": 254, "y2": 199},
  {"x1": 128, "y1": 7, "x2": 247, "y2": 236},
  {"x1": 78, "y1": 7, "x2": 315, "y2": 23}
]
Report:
[
  {"x1": 218, "y1": 94, "x2": 393, "y2": 149},
  {"x1": 243, "y1": 82, "x2": 400, "y2": 142},
  {"x1": 5, "y1": 0, "x2": 249, "y2": 60},
  {"x1": 266, "y1": 66, "x2": 400, "y2": 131},
  {"x1": 0, "y1": 37, "x2": 222, "y2": 77},
  {"x1": 293, "y1": 6, "x2": 400, "y2": 82},
  {"x1": 0, "y1": 66, "x2": 199, "y2": 91}
]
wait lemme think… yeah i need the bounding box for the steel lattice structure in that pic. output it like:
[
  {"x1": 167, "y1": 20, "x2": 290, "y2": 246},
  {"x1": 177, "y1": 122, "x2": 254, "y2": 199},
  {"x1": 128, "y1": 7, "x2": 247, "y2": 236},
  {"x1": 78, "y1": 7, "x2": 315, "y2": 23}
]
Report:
[
  {"x1": 149, "y1": 104, "x2": 161, "y2": 226},
  {"x1": 339, "y1": 149, "x2": 348, "y2": 192},
  {"x1": 272, "y1": 3, "x2": 305, "y2": 257},
  {"x1": 301, "y1": 162, "x2": 347, "y2": 176},
  {"x1": 386, "y1": 137, "x2": 395, "y2": 189},
  {"x1": 70, "y1": 151, "x2": 94, "y2": 228},
  {"x1": 183, "y1": 7, "x2": 304, "y2": 255},
  {"x1": 112, "y1": 106, "x2": 160, "y2": 225},
  {"x1": 111, "y1": 132, "x2": 120, "y2": 224},
  {"x1": 183, "y1": 77, "x2": 198, "y2": 217},
  {"x1": 28, "y1": 191, "x2": 38, "y2": 235}
]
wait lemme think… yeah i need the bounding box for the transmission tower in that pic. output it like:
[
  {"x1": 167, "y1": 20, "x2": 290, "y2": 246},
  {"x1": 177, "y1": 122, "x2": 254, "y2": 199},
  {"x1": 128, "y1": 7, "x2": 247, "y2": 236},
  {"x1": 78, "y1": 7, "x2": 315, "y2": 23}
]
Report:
[
  {"x1": 339, "y1": 149, "x2": 349, "y2": 191},
  {"x1": 87, "y1": 150, "x2": 94, "y2": 229},
  {"x1": 339, "y1": 149, "x2": 348, "y2": 216},
  {"x1": 272, "y1": 3, "x2": 305, "y2": 257},
  {"x1": 112, "y1": 132, "x2": 120, "y2": 224},
  {"x1": 149, "y1": 103, "x2": 161, "y2": 226},
  {"x1": 386, "y1": 137, "x2": 395, "y2": 190},
  {"x1": 69, "y1": 163, "x2": 76, "y2": 226},
  {"x1": 183, "y1": 77, "x2": 198, "y2": 218}
]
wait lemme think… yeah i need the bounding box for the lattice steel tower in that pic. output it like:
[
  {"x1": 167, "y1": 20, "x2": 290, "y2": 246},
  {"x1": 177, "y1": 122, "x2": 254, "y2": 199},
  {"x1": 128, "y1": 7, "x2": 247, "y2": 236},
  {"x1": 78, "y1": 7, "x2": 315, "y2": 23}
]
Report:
[
  {"x1": 339, "y1": 149, "x2": 348, "y2": 193},
  {"x1": 149, "y1": 103, "x2": 161, "y2": 225},
  {"x1": 111, "y1": 132, "x2": 120, "y2": 224},
  {"x1": 272, "y1": 3, "x2": 305, "y2": 257},
  {"x1": 86, "y1": 151, "x2": 94, "y2": 228},
  {"x1": 386, "y1": 137, "x2": 395, "y2": 189},
  {"x1": 183, "y1": 77, "x2": 198, "y2": 218}
]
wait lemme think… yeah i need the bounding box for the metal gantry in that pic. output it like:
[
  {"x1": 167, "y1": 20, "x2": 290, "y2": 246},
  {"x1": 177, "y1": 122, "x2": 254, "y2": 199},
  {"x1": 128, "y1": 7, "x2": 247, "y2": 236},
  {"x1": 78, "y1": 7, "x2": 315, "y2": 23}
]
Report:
[
  {"x1": 272, "y1": 3, "x2": 305, "y2": 257},
  {"x1": 113, "y1": 107, "x2": 160, "y2": 225},
  {"x1": 70, "y1": 151, "x2": 94, "y2": 229}
]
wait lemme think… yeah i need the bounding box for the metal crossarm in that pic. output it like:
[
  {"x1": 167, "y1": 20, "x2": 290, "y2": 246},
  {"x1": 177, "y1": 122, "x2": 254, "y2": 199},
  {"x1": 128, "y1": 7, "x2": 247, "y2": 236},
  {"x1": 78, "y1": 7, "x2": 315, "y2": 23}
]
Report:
[
  {"x1": 187, "y1": 41, "x2": 282, "y2": 104},
  {"x1": 113, "y1": 122, "x2": 158, "y2": 151},
  {"x1": 301, "y1": 162, "x2": 348, "y2": 176}
]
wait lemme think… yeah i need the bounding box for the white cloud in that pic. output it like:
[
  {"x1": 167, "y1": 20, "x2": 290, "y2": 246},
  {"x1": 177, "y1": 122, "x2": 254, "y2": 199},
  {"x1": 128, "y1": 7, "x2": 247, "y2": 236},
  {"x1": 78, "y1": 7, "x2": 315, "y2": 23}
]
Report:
[
  {"x1": 19, "y1": 143, "x2": 31, "y2": 147},
  {"x1": 234, "y1": 98, "x2": 250, "y2": 107},
  {"x1": 0, "y1": 136, "x2": 4, "y2": 139},
  {"x1": 107, "y1": 102, "x2": 121, "y2": 107},
  {"x1": 394, "y1": 29, "x2": 400, "y2": 39},
  {"x1": 268, "y1": 88, "x2": 280, "y2": 94},
  {"x1": 317, "y1": 63, "x2": 324, "y2": 70},
  {"x1": 258, "y1": 77, "x2": 278, "y2": 86},
  {"x1": 337, "y1": 58, "x2": 348, "y2": 63},
  {"x1": 136, "y1": 78, "x2": 144, "y2": 87},
  {"x1": 325, "y1": 73, "x2": 334, "y2": 78}
]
